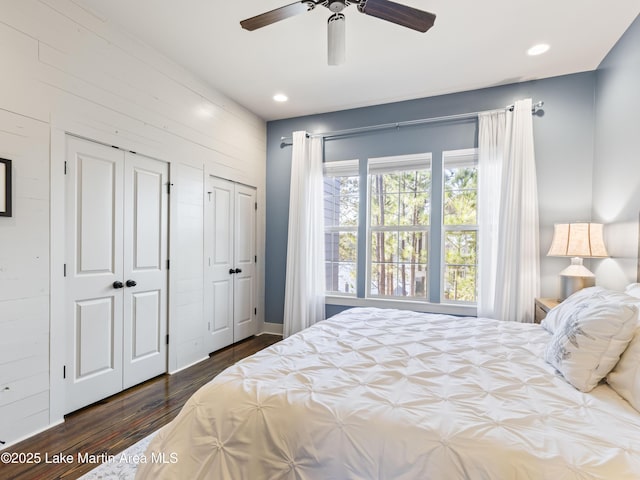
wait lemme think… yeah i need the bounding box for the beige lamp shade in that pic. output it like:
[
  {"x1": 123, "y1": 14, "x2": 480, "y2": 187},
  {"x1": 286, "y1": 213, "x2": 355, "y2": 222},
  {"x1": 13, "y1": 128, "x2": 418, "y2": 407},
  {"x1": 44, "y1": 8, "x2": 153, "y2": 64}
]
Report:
[
  {"x1": 547, "y1": 222, "x2": 608, "y2": 300},
  {"x1": 547, "y1": 223, "x2": 609, "y2": 258}
]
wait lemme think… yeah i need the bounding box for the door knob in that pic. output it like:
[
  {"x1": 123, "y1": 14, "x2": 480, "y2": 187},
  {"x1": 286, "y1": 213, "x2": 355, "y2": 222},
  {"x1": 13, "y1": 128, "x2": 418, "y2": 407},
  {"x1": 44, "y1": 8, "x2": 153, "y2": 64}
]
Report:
[
  {"x1": 126, "y1": 280, "x2": 137, "y2": 287},
  {"x1": 113, "y1": 281, "x2": 124, "y2": 289},
  {"x1": 229, "y1": 268, "x2": 236, "y2": 275},
  {"x1": 235, "y1": 268, "x2": 242, "y2": 274}
]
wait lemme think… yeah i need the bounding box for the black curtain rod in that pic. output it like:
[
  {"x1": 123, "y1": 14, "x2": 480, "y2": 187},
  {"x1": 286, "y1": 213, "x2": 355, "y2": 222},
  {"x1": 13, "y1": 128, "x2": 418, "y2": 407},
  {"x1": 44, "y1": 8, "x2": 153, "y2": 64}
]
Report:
[{"x1": 280, "y1": 100, "x2": 544, "y2": 147}]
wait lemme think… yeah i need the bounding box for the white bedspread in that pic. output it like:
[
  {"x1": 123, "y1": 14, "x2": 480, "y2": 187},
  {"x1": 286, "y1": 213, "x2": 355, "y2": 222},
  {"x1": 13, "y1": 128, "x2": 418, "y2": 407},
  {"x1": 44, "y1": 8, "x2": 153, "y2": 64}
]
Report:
[{"x1": 136, "y1": 307, "x2": 640, "y2": 479}]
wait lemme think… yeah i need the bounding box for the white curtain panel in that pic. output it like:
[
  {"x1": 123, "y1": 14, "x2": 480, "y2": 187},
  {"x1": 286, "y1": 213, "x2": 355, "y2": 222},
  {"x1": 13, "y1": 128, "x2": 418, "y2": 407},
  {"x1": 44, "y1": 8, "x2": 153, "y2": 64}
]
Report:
[
  {"x1": 478, "y1": 99, "x2": 540, "y2": 322},
  {"x1": 477, "y1": 109, "x2": 506, "y2": 317},
  {"x1": 283, "y1": 131, "x2": 326, "y2": 337}
]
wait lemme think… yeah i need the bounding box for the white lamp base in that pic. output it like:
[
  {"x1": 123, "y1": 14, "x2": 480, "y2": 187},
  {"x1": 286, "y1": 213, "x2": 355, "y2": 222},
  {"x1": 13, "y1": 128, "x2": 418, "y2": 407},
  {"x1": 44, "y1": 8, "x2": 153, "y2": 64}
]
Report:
[
  {"x1": 558, "y1": 257, "x2": 595, "y2": 300},
  {"x1": 559, "y1": 274, "x2": 595, "y2": 301}
]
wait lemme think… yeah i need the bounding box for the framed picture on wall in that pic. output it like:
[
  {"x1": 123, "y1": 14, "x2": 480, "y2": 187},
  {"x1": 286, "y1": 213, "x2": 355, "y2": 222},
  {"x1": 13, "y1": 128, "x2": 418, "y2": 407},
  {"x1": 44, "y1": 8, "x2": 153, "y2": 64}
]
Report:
[{"x1": 0, "y1": 158, "x2": 12, "y2": 217}]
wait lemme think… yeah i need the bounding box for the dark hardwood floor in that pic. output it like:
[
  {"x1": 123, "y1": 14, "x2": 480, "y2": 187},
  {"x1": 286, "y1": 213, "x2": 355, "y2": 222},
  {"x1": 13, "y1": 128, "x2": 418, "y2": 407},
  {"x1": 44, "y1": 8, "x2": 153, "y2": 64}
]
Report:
[{"x1": 1, "y1": 334, "x2": 281, "y2": 480}]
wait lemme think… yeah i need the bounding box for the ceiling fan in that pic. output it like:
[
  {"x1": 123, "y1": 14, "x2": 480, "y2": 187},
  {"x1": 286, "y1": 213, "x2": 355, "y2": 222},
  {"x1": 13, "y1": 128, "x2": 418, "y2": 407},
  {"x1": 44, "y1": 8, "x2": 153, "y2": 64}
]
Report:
[{"x1": 240, "y1": 0, "x2": 436, "y2": 65}]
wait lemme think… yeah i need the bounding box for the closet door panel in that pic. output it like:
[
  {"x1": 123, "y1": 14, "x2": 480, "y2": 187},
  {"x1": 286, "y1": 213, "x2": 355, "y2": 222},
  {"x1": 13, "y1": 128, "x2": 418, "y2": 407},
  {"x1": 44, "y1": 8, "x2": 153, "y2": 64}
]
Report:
[
  {"x1": 64, "y1": 136, "x2": 124, "y2": 414},
  {"x1": 204, "y1": 176, "x2": 234, "y2": 352},
  {"x1": 130, "y1": 291, "x2": 162, "y2": 359},
  {"x1": 233, "y1": 184, "x2": 257, "y2": 342},
  {"x1": 65, "y1": 140, "x2": 169, "y2": 412},
  {"x1": 122, "y1": 152, "x2": 168, "y2": 389},
  {"x1": 212, "y1": 281, "x2": 232, "y2": 331}
]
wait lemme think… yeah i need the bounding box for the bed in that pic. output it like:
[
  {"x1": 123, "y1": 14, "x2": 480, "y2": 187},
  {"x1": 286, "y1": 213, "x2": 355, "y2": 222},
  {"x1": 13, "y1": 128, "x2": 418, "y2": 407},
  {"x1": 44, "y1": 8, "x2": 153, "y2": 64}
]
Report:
[{"x1": 136, "y1": 301, "x2": 640, "y2": 479}]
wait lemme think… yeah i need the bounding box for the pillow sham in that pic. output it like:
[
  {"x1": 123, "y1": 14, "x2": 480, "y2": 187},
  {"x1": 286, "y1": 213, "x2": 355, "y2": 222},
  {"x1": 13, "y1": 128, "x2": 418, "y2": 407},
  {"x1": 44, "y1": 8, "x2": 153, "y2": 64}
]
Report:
[
  {"x1": 545, "y1": 297, "x2": 637, "y2": 392},
  {"x1": 606, "y1": 283, "x2": 640, "y2": 411},
  {"x1": 624, "y1": 282, "x2": 640, "y2": 299},
  {"x1": 541, "y1": 286, "x2": 604, "y2": 333}
]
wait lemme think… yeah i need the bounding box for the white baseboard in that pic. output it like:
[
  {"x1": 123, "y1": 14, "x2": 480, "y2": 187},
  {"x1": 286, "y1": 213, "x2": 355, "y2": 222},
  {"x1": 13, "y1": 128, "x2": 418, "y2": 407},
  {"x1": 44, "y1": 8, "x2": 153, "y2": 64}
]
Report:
[
  {"x1": 1, "y1": 418, "x2": 65, "y2": 451},
  {"x1": 260, "y1": 322, "x2": 283, "y2": 336},
  {"x1": 168, "y1": 355, "x2": 209, "y2": 375}
]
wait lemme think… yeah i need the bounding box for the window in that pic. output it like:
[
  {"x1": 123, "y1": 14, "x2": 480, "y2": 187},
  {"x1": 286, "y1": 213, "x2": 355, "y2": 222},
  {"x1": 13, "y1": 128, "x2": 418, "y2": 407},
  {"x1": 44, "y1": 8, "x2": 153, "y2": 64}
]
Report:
[
  {"x1": 323, "y1": 148, "x2": 478, "y2": 308},
  {"x1": 442, "y1": 149, "x2": 478, "y2": 303},
  {"x1": 368, "y1": 154, "x2": 431, "y2": 299},
  {"x1": 323, "y1": 160, "x2": 359, "y2": 295}
]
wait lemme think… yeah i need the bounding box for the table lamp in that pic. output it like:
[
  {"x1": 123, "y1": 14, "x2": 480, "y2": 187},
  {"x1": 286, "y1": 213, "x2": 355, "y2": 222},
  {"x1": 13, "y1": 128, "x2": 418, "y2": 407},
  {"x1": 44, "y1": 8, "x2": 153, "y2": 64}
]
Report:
[{"x1": 547, "y1": 222, "x2": 609, "y2": 300}]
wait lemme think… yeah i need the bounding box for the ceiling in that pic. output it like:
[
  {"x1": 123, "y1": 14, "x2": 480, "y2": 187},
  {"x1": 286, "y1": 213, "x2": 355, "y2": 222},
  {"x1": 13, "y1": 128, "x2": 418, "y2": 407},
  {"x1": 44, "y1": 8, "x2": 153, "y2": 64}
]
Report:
[{"x1": 75, "y1": 0, "x2": 639, "y2": 121}]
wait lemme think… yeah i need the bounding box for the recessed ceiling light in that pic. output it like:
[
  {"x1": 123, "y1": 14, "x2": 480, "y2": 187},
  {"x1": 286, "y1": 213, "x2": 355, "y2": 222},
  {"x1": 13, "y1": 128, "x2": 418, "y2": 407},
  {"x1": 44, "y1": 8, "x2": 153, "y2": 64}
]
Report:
[
  {"x1": 273, "y1": 93, "x2": 288, "y2": 102},
  {"x1": 527, "y1": 44, "x2": 550, "y2": 56},
  {"x1": 196, "y1": 105, "x2": 215, "y2": 118}
]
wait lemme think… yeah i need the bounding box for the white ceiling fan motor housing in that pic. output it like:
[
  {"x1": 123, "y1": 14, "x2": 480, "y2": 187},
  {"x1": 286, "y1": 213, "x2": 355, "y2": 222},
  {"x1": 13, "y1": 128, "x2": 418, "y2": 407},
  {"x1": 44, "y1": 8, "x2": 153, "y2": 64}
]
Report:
[{"x1": 328, "y1": 0, "x2": 347, "y2": 12}]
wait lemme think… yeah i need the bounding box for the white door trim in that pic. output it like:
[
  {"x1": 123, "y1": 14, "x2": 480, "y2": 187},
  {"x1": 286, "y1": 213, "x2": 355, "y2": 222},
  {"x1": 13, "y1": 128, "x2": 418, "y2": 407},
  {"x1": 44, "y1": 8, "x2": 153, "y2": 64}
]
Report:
[{"x1": 50, "y1": 128, "x2": 67, "y2": 425}]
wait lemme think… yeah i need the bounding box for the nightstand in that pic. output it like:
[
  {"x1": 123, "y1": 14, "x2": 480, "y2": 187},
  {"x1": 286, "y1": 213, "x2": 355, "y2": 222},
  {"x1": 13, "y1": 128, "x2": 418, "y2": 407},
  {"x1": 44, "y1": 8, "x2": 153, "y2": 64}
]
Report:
[{"x1": 534, "y1": 298, "x2": 561, "y2": 323}]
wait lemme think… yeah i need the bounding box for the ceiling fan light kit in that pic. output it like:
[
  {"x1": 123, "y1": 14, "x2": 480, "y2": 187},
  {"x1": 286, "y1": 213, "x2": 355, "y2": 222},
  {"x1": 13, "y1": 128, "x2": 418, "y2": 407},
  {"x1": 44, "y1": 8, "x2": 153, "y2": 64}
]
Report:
[{"x1": 240, "y1": 0, "x2": 436, "y2": 65}]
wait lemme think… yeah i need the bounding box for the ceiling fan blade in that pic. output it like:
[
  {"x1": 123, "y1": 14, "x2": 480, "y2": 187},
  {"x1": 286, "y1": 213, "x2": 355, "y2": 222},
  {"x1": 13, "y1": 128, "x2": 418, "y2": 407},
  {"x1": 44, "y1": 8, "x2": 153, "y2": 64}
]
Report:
[
  {"x1": 360, "y1": 0, "x2": 436, "y2": 32},
  {"x1": 328, "y1": 13, "x2": 346, "y2": 65},
  {"x1": 240, "y1": 1, "x2": 315, "y2": 31}
]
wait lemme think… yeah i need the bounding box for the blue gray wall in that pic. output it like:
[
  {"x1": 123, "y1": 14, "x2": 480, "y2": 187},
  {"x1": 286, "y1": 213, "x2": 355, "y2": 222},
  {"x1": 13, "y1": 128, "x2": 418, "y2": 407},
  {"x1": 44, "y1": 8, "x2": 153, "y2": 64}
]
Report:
[
  {"x1": 593, "y1": 14, "x2": 640, "y2": 289},
  {"x1": 265, "y1": 73, "x2": 597, "y2": 324}
]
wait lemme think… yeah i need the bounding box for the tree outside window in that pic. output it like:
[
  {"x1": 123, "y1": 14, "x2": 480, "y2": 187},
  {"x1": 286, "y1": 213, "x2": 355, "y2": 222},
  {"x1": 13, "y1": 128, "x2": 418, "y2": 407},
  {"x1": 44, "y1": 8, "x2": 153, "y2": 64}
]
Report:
[
  {"x1": 368, "y1": 154, "x2": 431, "y2": 299},
  {"x1": 442, "y1": 149, "x2": 478, "y2": 303}
]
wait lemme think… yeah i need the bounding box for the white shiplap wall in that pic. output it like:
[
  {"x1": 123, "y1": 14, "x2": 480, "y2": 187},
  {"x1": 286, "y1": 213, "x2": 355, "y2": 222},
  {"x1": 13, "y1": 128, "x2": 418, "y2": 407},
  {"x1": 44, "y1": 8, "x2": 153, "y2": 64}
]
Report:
[
  {"x1": 0, "y1": 0, "x2": 266, "y2": 447},
  {"x1": 0, "y1": 111, "x2": 51, "y2": 447}
]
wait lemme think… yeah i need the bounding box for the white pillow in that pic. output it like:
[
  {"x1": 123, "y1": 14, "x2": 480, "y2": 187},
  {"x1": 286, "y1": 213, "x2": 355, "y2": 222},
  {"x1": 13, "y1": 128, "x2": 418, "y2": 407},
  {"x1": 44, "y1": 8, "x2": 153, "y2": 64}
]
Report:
[
  {"x1": 545, "y1": 295, "x2": 638, "y2": 392},
  {"x1": 624, "y1": 282, "x2": 640, "y2": 298},
  {"x1": 606, "y1": 283, "x2": 640, "y2": 411},
  {"x1": 541, "y1": 286, "x2": 604, "y2": 333}
]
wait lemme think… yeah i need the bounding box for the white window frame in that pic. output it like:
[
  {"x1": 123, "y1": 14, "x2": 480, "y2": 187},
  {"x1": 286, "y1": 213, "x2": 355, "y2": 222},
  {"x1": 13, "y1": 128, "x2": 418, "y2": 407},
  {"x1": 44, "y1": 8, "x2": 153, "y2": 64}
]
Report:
[
  {"x1": 365, "y1": 153, "x2": 432, "y2": 301},
  {"x1": 440, "y1": 148, "x2": 479, "y2": 305},
  {"x1": 323, "y1": 159, "x2": 360, "y2": 297}
]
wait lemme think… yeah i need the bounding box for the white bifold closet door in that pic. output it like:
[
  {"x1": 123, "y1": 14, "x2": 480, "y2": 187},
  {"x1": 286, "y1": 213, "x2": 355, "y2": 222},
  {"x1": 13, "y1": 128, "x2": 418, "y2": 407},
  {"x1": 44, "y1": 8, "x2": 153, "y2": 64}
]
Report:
[
  {"x1": 64, "y1": 136, "x2": 168, "y2": 414},
  {"x1": 204, "y1": 176, "x2": 257, "y2": 353}
]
